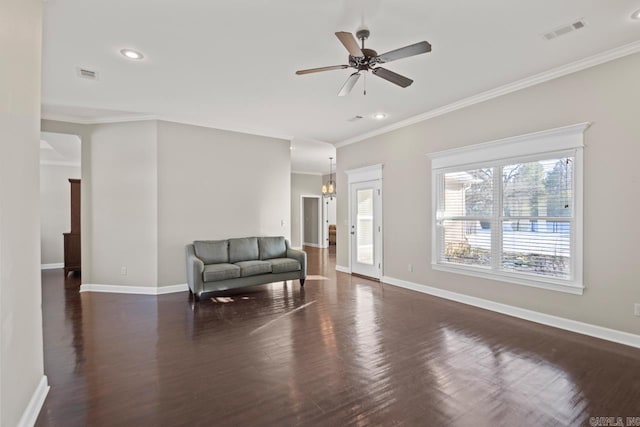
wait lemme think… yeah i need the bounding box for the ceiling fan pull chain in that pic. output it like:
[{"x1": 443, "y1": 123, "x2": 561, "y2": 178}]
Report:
[{"x1": 364, "y1": 72, "x2": 367, "y2": 95}]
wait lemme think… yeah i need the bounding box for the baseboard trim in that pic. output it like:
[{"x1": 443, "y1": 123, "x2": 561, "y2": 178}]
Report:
[
  {"x1": 303, "y1": 243, "x2": 324, "y2": 248},
  {"x1": 80, "y1": 283, "x2": 188, "y2": 295},
  {"x1": 40, "y1": 263, "x2": 63, "y2": 270},
  {"x1": 17, "y1": 375, "x2": 49, "y2": 427},
  {"x1": 157, "y1": 283, "x2": 189, "y2": 295},
  {"x1": 336, "y1": 265, "x2": 351, "y2": 274},
  {"x1": 381, "y1": 275, "x2": 640, "y2": 349}
]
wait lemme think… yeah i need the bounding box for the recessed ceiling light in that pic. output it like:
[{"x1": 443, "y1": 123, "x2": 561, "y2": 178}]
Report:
[
  {"x1": 373, "y1": 113, "x2": 387, "y2": 120},
  {"x1": 120, "y1": 49, "x2": 144, "y2": 60},
  {"x1": 632, "y1": 9, "x2": 640, "y2": 20}
]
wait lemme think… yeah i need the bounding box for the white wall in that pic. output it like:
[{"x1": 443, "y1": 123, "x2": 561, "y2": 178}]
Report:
[
  {"x1": 337, "y1": 53, "x2": 640, "y2": 336},
  {"x1": 157, "y1": 120, "x2": 291, "y2": 286},
  {"x1": 90, "y1": 121, "x2": 158, "y2": 286},
  {"x1": 290, "y1": 173, "x2": 322, "y2": 248},
  {"x1": 40, "y1": 119, "x2": 292, "y2": 289},
  {"x1": 40, "y1": 164, "x2": 81, "y2": 265},
  {"x1": 0, "y1": 0, "x2": 45, "y2": 425}
]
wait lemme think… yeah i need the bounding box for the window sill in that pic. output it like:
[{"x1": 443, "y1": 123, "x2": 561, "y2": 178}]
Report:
[{"x1": 432, "y1": 263, "x2": 584, "y2": 295}]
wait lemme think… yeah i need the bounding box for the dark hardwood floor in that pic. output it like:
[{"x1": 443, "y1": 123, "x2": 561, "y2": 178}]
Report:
[{"x1": 37, "y1": 247, "x2": 640, "y2": 426}]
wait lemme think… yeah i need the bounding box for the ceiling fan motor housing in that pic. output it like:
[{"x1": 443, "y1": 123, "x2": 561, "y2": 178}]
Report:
[{"x1": 349, "y1": 48, "x2": 379, "y2": 70}]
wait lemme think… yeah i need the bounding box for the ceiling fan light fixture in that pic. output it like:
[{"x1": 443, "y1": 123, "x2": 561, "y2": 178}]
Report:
[
  {"x1": 120, "y1": 49, "x2": 144, "y2": 60},
  {"x1": 632, "y1": 9, "x2": 640, "y2": 19},
  {"x1": 373, "y1": 113, "x2": 387, "y2": 120}
]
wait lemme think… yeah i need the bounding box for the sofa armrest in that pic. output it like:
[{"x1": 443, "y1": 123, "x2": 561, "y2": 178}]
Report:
[
  {"x1": 185, "y1": 244, "x2": 205, "y2": 296},
  {"x1": 285, "y1": 244, "x2": 307, "y2": 279}
]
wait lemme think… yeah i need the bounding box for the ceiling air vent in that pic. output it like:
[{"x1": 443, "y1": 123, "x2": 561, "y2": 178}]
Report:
[
  {"x1": 347, "y1": 115, "x2": 364, "y2": 122},
  {"x1": 543, "y1": 19, "x2": 588, "y2": 40},
  {"x1": 76, "y1": 67, "x2": 99, "y2": 80}
]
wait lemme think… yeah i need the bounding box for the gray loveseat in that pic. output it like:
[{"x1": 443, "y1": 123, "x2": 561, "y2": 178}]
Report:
[{"x1": 185, "y1": 236, "x2": 306, "y2": 301}]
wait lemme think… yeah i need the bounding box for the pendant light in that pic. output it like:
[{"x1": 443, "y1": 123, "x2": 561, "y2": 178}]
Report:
[{"x1": 322, "y1": 157, "x2": 336, "y2": 200}]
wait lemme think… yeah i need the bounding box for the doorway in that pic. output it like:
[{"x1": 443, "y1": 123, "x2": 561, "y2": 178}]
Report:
[
  {"x1": 300, "y1": 195, "x2": 324, "y2": 248},
  {"x1": 39, "y1": 131, "x2": 82, "y2": 274},
  {"x1": 346, "y1": 165, "x2": 383, "y2": 279}
]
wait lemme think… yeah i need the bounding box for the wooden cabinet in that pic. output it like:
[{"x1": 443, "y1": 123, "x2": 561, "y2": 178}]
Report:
[{"x1": 64, "y1": 179, "x2": 81, "y2": 276}]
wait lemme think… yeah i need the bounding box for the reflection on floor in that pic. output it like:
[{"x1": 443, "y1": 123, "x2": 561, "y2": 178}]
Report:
[{"x1": 37, "y1": 246, "x2": 640, "y2": 426}]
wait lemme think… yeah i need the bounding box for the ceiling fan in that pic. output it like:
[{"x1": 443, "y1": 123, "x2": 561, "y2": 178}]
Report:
[{"x1": 296, "y1": 28, "x2": 432, "y2": 96}]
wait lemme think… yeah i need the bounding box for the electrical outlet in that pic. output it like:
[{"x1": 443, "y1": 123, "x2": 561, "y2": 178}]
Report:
[
  {"x1": 634, "y1": 303, "x2": 640, "y2": 317},
  {"x1": 408, "y1": 264, "x2": 413, "y2": 272},
  {"x1": 121, "y1": 266, "x2": 127, "y2": 276}
]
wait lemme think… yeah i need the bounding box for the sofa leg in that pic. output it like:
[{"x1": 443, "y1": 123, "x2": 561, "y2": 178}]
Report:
[
  {"x1": 189, "y1": 290, "x2": 200, "y2": 302},
  {"x1": 300, "y1": 279, "x2": 305, "y2": 287}
]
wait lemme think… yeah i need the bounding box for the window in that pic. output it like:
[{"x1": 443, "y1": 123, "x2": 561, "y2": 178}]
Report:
[{"x1": 430, "y1": 124, "x2": 588, "y2": 294}]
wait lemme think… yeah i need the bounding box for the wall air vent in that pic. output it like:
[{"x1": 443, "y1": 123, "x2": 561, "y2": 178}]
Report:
[
  {"x1": 76, "y1": 67, "x2": 99, "y2": 80},
  {"x1": 347, "y1": 115, "x2": 364, "y2": 122},
  {"x1": 543, "y1": 19, "x2": 588, "y2": 40}
]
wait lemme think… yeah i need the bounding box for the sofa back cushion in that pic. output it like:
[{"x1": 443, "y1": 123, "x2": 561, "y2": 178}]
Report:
[
  {"x1": 229, "y1": 237, "x2": 259, "y2": 263},
  {"x1": 259, "y1": 236, "x2": 287, "y2": 260},
  {"x1": 193, "y1": 240, "x2": 229, "y2": 264}
]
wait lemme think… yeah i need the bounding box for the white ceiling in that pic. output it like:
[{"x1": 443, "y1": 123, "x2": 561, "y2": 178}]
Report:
[
  {"x1": 40, "y1": 131, "x2": 82, "y2": 165},
  {"x1": 291, "y1": 138, "x2": 336, "y2": 175},
  {"x1": 42, "y1": 0, "x2": 640, "y2": 151}
]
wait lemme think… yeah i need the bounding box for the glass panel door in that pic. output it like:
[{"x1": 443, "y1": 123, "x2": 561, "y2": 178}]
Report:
[
  {"x1": 356, "y1": 188, "x2": 374, "y2": 265},
  {"x1": 350, "y1": 180, "x2": 381, "y2": 279}
]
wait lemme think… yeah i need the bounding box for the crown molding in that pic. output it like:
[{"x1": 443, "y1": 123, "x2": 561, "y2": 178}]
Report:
[
  {"x1": 335, "y1": 40, "x2": 640, "y2": 148},
  {"x1": 41, "y1": 112, "x2": 158, "y2": 125},
  {"x1": 42, "y1": 112, "x2": 294, "y2": 142},
  {"x1": 157, "y1": 118, "x2": 294, "y2": 141},
  {"x1": 291, "y1": 170, "x2": 324, "y2": 176},
  {"x1": 40, "y1": 160, "x2": 81, "y2": 167}
]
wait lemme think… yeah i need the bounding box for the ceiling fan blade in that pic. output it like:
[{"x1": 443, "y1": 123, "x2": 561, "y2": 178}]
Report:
[
  {"x1": 335, "y1": 32, "x2": 364, "y2": 57},
  {"x1": 338, "y1": 72, "x2": 361, "y2": 97},
  {"x1": 372, "y1": 67, "x2": 413, "y2": 88},
  {"x1": 377, "y1": 41, "x2": 432, "y2": 63},
  {"x1": 296, "y1": 65, "x2": 349, "y2": 75}
]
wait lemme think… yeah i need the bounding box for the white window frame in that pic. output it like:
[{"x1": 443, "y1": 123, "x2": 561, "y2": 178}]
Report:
[{"x1": 429, "y1": 123, "x2": 590, "y2": 295}]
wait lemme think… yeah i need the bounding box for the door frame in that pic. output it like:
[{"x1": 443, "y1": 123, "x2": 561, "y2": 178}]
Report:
[
  {"x1": 299, "y1": 195, "x2": 325, "y2": 248},
  {"x1": 345, "y1": 164, "x2": 383, "y2": 277}
]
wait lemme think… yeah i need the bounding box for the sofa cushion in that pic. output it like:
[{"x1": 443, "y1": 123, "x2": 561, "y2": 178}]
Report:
[
  {"x1": 203, "y1": 263, "x2": 240, "y2": 282},
  {"x1": 235, "y1": 260, "x2": 272, "y2": 277},
  {"x1": 259, "y1": 236, "x2": 287, "y2": 260},
  {"x1": 229, "y1": 237, "x2": 259, "y2": 263},
  {"x1": 193, "y1": 240, "x2": 229, "y2": 264},
  {"x1": 268, "y1": 258, "x2": 301, "y2": 274}
]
